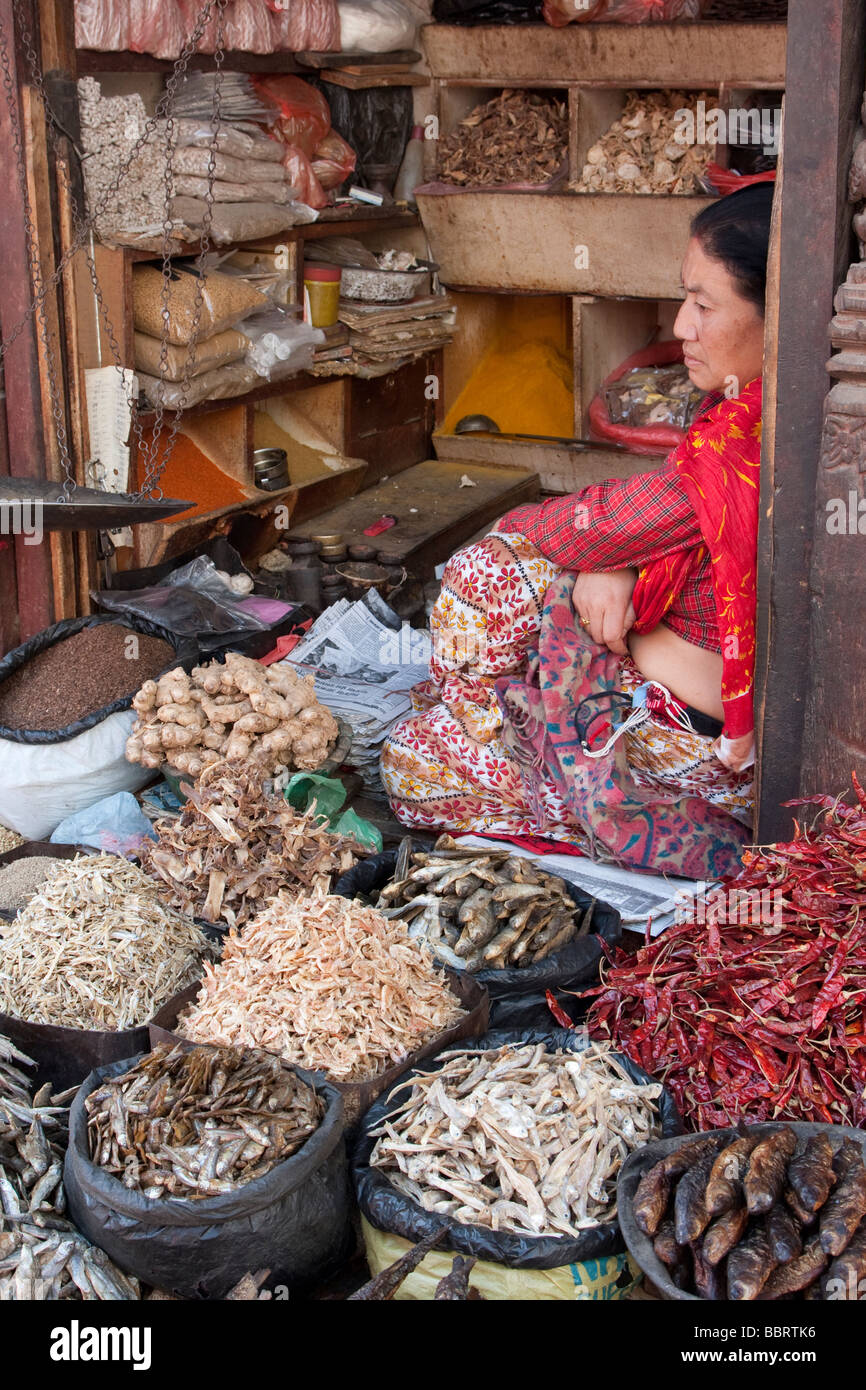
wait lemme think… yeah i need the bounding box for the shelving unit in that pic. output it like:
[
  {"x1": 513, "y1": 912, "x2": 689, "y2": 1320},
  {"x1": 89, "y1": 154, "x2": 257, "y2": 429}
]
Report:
[{"x1": 418, "y1": 21, "x2": 787, "y2": 492}]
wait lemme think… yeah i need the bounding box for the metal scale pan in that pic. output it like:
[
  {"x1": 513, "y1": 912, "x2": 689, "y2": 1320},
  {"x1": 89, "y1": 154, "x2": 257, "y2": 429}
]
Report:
[{"x1": 0, "y1": 477, "x2": 193, "y2": 531}]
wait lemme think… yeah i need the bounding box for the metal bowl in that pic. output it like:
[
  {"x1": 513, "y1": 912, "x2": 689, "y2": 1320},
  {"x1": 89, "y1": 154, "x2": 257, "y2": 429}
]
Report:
[{"x1": 617, "y1": 1121, "x2": 866, "y2": 1301}]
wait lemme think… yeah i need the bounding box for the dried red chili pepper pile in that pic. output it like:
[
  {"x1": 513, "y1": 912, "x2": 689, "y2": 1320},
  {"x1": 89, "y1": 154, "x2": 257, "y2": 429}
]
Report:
[{"x1": 587, "y1": 776, "x2": 866, "y2": 1131}]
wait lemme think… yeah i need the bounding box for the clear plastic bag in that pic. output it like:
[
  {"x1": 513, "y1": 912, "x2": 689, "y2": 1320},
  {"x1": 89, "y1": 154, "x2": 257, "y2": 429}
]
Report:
[
  {"x1": 170, "y1": 195, "x2": 318, "y2": 245},
  {"x1": 95, "y1": 558, "x2": 272, "y2": 636},
  {"x1": 132, "y1": 264, "x2": 267, "y2": 343},
  {"x1": 604, "y1": 364, "x2": 705, "y2": 430},
  {"x1": 171, "y1": 146, "x2": 292, "y2": 185},
  {"x1": 172, "y1": 119, "x2": 284, "y2": 163},
  {"x1": 137, "y1": 360, "x2": 260, "y2": 407},
  {"x1": 543, "y1": 0, "x2": 706, "y2": 24},
  {"x1": 336, "y1": 0, "x2": 417, "y2": 52},
  {"x1": 173, "y1": 175, "x2": 297, "y2": 203},
  {"x1": 134, "y1": 328, "x2": 249, "y2": 382},
  {"x1": 244, "y1": 309, "x2": 324, "y2": 379}
]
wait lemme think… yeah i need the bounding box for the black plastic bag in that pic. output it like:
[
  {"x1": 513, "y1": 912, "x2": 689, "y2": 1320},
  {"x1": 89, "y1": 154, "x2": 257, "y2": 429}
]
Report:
[
  {"x1": 0, "y1": 615, "x2": 197, "y2": 746},
  {"x1": 353, "y1": 1028, "x2": 683, "y2": 1268},
  {"x1": 432, "y1": 0, "x2": 543, "y2": 22},
  {"x1": 316, "y1": 81, "x2": 413, "y2": 186},
  {"x1": 64, "y1": 1054, "x2": 351, "y2": 1299},
  {"x1": 334, "y1": 850, "x2": 622, "y2": 1030}
]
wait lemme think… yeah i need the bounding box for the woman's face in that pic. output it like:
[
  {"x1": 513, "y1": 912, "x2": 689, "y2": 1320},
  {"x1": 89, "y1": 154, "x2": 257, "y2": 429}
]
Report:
[{"x1": 673, "y1": 237, "x2": 765, "y2": 395}]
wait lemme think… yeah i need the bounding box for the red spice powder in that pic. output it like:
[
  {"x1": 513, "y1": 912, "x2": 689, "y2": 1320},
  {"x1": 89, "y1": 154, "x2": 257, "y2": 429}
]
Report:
[{"x1": 137, "y1": 430, "x2": 247, "y2": 522}]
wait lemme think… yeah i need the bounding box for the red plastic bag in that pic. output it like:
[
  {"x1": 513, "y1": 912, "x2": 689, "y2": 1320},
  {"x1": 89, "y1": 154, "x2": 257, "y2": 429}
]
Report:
[
  {"x1": 588, "y1": 341, "x2": 691, "y2": 457},
  {"x1": 312, "y1": 130, "x2": 356, "y2": 190},
  {"x1": 75, "y1": 0, "x2": 130, "y2": 50},
  {"x1": 281, "y1": 146, "x2": 329, "y2": 209},
  {"x1": 543, "y1": 0, "x2": 706, "y2": 27},
  {"x1": 704, "y1": 162, "x2": 777, "y2": 197},
  {"x1": 128, "y1": 0, "x2": 185, "y2": 58},
  {"x1": 269, "y1": 0, "x2": 341, "y2": 49},
  {"x1": 253, "y1": 76, "x2": 332, "y2": 155}
]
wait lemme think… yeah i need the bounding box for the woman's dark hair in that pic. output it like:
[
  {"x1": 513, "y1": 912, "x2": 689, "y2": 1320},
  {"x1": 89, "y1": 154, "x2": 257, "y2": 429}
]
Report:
[{"x1": 690, "y1": 183, "x2": 775, "y2": 313}]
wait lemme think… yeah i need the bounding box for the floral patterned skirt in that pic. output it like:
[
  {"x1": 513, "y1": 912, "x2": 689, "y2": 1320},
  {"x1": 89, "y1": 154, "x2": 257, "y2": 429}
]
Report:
[{"x1": 380, "y1": 531, "x2": 753, "y2": 879}]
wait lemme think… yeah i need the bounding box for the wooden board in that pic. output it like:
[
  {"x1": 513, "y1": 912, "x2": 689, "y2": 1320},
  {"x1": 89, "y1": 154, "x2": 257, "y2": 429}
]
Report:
[
  {"x1": 755, "y1": 0, "x2": 864, "y2": 840},
  {"x1": 320, "y1": 68, "x2": 429, "y2": 88},
  {"x1": 432, "y1": 433, "x2": 659, "y2": 494},
  {"x1": 288, "y1": 458, "x2": 539, "y2": 576},
  {"x1": 421, "y1": 21, "x2": 787, "y2": 85},
  {"x1": 296, "y1": 49, "x2": 422, "y2": 68},
  {"x1": 416, "y1": 191, "x2": 712, "y2": 298}
]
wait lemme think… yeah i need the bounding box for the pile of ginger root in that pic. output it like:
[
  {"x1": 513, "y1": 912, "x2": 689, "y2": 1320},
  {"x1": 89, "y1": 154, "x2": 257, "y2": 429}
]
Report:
[{"x1": 125, "y1": 652, "x2": 339, "y2": 777}]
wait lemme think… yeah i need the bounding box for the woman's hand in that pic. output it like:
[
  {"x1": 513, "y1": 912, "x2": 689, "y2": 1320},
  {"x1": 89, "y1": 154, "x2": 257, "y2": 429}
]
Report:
[
  {"x1": 572, "y1": 568, "x2": 638, "y2": 655},
  {"x1": 714, "y1": 732, "x2": 756, "y2": 773}
]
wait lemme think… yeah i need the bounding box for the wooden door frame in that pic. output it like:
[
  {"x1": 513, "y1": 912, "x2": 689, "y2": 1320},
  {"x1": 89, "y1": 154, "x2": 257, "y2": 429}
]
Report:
[{"x1": 755, "y1": 0, "x2": 866, "y2": 841}]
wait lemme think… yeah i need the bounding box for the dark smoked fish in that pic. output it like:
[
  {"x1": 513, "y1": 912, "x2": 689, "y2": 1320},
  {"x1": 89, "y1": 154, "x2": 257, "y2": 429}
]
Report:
[
  {"x1": 347, "y1": 1228, "x2": 446, "y2": 1301},
  {"x1": 759, "y1": 1234, "x2": 827, "y2": 1300},
  {"x1": 743, "y1": 1129, "x2": 797, "y2": 1215},
  {"x1": 674, "y1": 1150, "x2": 718, "y2": 1246},
  {"x1": 727, "y1": 1223, "x2": 778, "y2": 1301},
  {"x1": 705, "y1": 1134, "x2": 761, "y2": 1218},
  {"x1": 434, "y1": 1255, "x2": 480, "y2": 1300},
  {"x1": 788, "y1": 1133, "x2": 836, "y2": 1214},
  {"x1": 819, "y1": 1141, "x2": 866, "y2": 1257},
  {"x1": 652, "y1": 1217, "x2": 682, "y2": 1268},
  {"x1": 633, "y1": 1160, "x2": 671, "y2": 1238},
  {"x1": 767, "y1": 1204, "x2": 803, "y2": 1264},
  {"x1": 703, "y1": 1204, "x2": 749, "y2": 1267},
  {"x1": 691, "y1": 1239, "x2": 723, "y2": 1300},
  {"x1": 786, "y1": 1185, "x2": 815, "y2": 1228},
  {"x1": 824, "y1": 1219, "x2": 866, "y2": 1295}
]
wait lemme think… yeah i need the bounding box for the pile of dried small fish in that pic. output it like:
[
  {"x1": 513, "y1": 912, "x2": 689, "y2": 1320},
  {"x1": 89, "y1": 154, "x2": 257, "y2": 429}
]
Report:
[
  {"x1": 143, "y1": 762, "x2": 359, "y2": 926},
  {"x1": 369, "y1": 1042, "x2": 662, "y2": 1237},
  {"x1": 574, "y1": 91, "x2": 714, "y2": 195},
  {"x1": 633, "y1": 1126, "x2": 866, "y2": 1300},
  {"x1": 86, "y1": 1045, "x2": 323, "y2": 1200},
  {"x1": 0, "y1": 1033, "x2": 139, "y2": 1299},
  {"x1": 372, "y1": 837, "x2": 590, "y2": 973},
  {"x1": 178, "y1": 893, "x2": 467, "y2": 1083},
  {"x1": 438, "y1": 90, "x2": 568, "y2": 188},
  {"x1": 0, "y1": 855, "x2": 211, "y2": 1030}
]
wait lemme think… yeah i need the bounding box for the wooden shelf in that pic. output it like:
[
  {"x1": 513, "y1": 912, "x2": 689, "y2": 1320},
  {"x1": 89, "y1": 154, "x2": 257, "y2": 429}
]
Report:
[
  {"x1": 121, "y1": 208, "x2": 420, "y2": 262},
  {"x1": 75, "y1": 49, "x2": 303, "y2": 75},
  {"x1": 417, "y1": 190, "x2": 713, "y2": 299},
  {"x1": 421, "y1": 21, "x2": 787, "y2": 86}
]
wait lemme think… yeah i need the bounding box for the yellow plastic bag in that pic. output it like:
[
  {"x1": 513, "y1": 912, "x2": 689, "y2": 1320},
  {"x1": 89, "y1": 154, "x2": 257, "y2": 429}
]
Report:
[{"x1": 361, "y1": 1217, "x2": 642, "y2": 1301}]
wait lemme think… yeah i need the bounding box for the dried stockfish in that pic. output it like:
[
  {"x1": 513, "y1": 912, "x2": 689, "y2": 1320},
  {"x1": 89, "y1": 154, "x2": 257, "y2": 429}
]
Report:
[
  {"x1": 0, "y1": 855, "x2": 211, "y2": 1030},
  {"x1": 143, "y1": 762, "x2": 360, "y2": 927},
  {"x1": 369, "y1": 1042, "x2": 662, "y2": 1238},
  {"x1": 86, "y1": 1045, "x2": 323, "y2": 1199},
  {"x1": 178, "y1": 893, "x2": 467, "y2": 1083}
]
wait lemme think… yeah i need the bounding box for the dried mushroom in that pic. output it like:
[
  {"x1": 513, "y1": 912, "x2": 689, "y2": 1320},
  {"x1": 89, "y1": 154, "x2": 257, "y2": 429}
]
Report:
[
  {"x1": 574, "y1": 91, "x2": 715, "y2": 195},
  {"x1": 438, "y1": 89, "x2": 568, "y2": 188}
]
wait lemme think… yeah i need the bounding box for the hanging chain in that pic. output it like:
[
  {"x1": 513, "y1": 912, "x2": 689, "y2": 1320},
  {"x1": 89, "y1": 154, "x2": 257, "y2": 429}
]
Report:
[
  {"x1": 0, "y1": 0, "x2": 229, "y2": 500},
  {"x1": 137, "y1": 0, "x2": 228, "y2": 500}
]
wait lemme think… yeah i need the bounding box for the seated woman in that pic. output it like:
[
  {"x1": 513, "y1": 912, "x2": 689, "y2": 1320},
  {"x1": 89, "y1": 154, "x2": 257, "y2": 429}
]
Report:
[{"x1": 382, "y1": 184, "x2": 772, "y2": 881}]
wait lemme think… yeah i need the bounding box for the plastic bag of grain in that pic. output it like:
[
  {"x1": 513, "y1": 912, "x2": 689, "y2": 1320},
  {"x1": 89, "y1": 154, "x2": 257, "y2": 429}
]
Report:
[
  {"x1": 132, "y1": 265, "x2": 267, "y2": 344},
  {"x1": 170, "y1": 197, "x2": 318, "y2": 246},
  {"x1": 171, "y1": 147, "x2": 293, "y2": 185},
  {"x1": 172, "y1": 120, "x2": 284, "y2": 163},
  {"x1": 173, "y1": 176, "x2": 297, "y2": 204},
  {"x1": 134, "y1": 328, "x2": 250, "y2": 381},
  {"x1": 137, "y1": 361, "x2": 260, "y2": 408}
]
